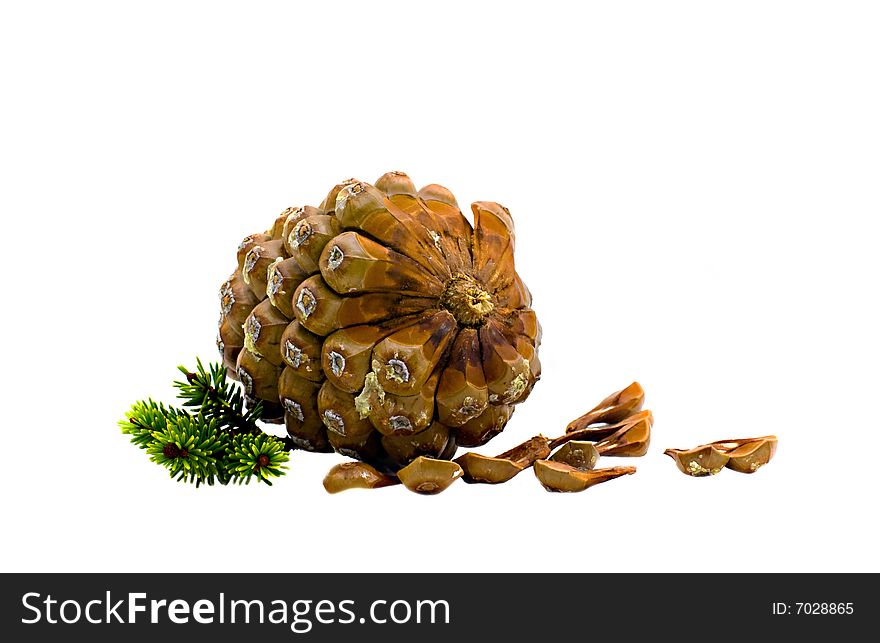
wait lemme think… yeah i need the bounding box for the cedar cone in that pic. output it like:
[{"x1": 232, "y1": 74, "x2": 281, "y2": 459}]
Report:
[{"x1": 217, "y1": 172, "x2": 541, "y2": 472}]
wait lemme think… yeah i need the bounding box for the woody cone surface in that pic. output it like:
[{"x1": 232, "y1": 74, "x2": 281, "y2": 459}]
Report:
[{"x1": 217, "y1": 172, "x2": 541, "y2": 472}]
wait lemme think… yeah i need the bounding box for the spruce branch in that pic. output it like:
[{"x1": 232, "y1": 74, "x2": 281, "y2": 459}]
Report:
[
  {"x1": 226, "y1": 433, "x2": 289, "y2": 485},
  {"x1": 173, "y1": 358, "x2": 263, "y2": 433},
  {"x1": 146, "y1": 414, "x2": 228, "y2": 485},
  {"x1": 120, "y1": 360, "x2": 292, "y2": 487},
  {"x1": 119, "y1": 399, "x2": 187, "y2": 448}
]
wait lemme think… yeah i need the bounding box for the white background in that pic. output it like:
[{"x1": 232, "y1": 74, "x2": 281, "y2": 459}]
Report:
[{"x1": 1, "y1": 1, "x2": 878, "y2": 573}]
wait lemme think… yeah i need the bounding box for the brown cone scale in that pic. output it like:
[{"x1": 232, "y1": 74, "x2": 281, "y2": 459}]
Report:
[
  {"x1": 218, "y1": 172, "x2": 540, "y2": 471},
  {"x1": 279, "y1": 321, "x2": 324, "y2": 382}
]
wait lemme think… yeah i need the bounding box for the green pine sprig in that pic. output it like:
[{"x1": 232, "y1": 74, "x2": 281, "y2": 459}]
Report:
[
  {"x1": 226, "y1": 432, "x2": 290, "y2": 486},
  {"x1": 146, "y1": 414, "x2": 227, "y2": 485},
  {"x1": 173, "y1": 359, "x2": 263, "y2": 431},
  {"x1": 120, "y1": 360, "x2": 291, "y2": 487}
]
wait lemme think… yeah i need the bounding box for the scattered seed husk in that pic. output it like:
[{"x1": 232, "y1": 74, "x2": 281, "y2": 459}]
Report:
[
  {"x1": 455, "y1": 452, "x2": 525, "y2": 484},
  {"x1": 566, "y1": 381, "x2": 645, "y2": 433},
  {"x1": 455, "y1": 435, "x2": 552, "y2": 484},
  {"x1": 397, "y1": 456, "x2": 463, "y2": 495},
  {"x1": 718, "y1": 436, "x2": 777, "y2": 473},
  {"x1": 549, "y1": 441, "x2": 599, "y2": 470},
  {"x1": 665, "y1": 436, "x2": 778, "y2": 476},
  {"x1": 553, "y1": 409, "x2": 652, "y2": 449},
  {"x1": 322, "y1": 461, "x2": 398, "y2": 493},
  {"x1": 534, "y1": 460, "x2": 636, "y2": 492},
  {"x1": 560, "y1": 405, "x2": 651, "y2": 445},
  {"x1": 663, "y1": 445, "x2": 729, "y2": 477},
  {"x1": 594, "y1": 410, "x2": 653, "y2": 457},
  {"x1": 495, "y1": 435, "x2": 552, "y2": 467}
]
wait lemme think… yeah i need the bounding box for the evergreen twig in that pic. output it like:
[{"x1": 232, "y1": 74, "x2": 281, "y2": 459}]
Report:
[
  {"x1": 173, "y1": 359, "x2": 263, "y2": 433},
  {"x1": 119, "y1": 360, "x2": 291, "y2": 487}
]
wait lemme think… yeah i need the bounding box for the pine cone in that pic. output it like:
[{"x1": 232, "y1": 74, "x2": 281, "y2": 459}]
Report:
[{"x1": 217, "y1": 172, "x2": 541, "y2": 471}]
